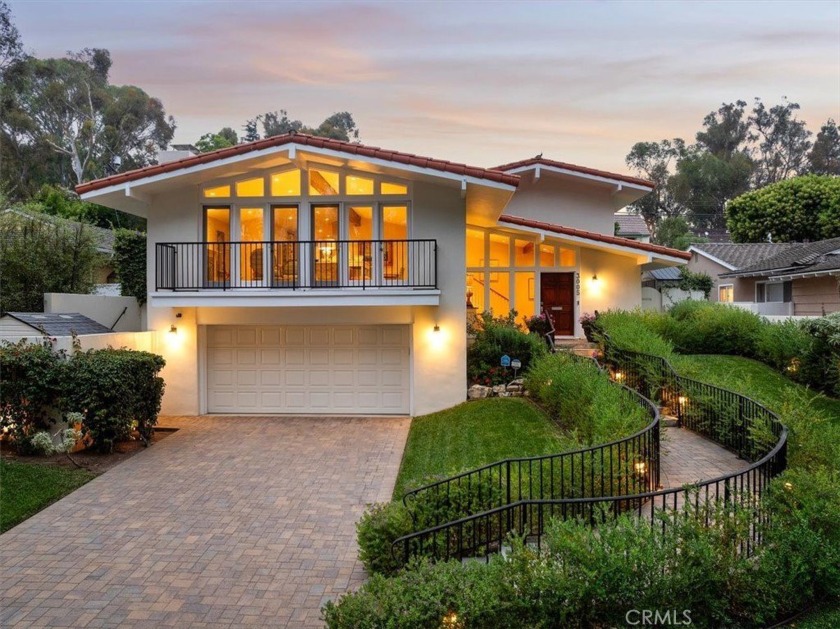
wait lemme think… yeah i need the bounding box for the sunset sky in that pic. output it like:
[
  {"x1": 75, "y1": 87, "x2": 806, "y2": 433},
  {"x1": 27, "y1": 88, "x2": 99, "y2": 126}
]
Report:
[{"x1": 11, "y1": 0, "x2": 840, "y2": 173}]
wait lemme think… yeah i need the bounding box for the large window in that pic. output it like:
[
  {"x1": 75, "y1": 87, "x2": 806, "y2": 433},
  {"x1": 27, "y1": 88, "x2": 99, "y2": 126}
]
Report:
[
  {"x1": 204, "y1": 207, "x2": 231, "y2": 284},
  {"x1": 756, "y1": 281, "x2": 791, "y2": 303},
  {"x1": 719, "y1": 284, "x2": 734, "y2": 303}
]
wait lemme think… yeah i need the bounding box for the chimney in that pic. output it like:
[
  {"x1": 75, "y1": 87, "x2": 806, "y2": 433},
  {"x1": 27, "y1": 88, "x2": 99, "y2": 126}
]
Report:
[{"x1": 157, "y1": 144, "x2": 199, "y2": 165}]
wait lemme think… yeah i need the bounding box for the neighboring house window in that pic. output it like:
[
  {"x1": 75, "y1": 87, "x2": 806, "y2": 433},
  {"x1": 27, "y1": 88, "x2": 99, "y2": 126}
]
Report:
[
  {"x1": 719, "y1": 284, "x2": 734, "y2": 303},
  {"x1": 755, "y1": 281, "x2": 792, "y2": 303}
]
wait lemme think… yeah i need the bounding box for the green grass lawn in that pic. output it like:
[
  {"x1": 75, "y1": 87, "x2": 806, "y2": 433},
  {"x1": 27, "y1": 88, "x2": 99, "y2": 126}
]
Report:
[
  {"x1": 671, "y1": 354, "x2": 840, "y2": 423},
  {"x1": 0, "y1": 459, "x2": 95, "y2": 533},
  {"x1": 393, "y1": 398, "x2": 568, "y2": 498}
]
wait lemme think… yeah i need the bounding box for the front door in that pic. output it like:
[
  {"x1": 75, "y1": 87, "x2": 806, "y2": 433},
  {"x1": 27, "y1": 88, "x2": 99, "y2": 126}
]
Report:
[{"x1": 540, "y1": 272, "x2": 575, "y2": 335}]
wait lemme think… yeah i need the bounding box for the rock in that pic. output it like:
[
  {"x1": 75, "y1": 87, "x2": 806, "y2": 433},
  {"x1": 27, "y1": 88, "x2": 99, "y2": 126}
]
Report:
[
  {"x1": 468, "y1": 384, "x2": 491, "y2": 399},
  {"x1": 498, "y1": 391, "x2": 510, "y2": 398},
  {"x1": 492, "y1": 384, "x2": 506, "y2": 395}
]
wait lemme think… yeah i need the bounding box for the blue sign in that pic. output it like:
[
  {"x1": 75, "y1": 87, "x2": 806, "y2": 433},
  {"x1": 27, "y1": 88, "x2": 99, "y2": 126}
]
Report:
[{"x1": 500, "y1": 355, "x2": 511, "y2": 367}]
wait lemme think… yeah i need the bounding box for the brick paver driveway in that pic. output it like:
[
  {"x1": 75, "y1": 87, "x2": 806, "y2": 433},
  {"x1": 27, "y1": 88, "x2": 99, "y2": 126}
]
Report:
[{"x1": 1, "y1": 415, "x2": 410, "y2": 628}]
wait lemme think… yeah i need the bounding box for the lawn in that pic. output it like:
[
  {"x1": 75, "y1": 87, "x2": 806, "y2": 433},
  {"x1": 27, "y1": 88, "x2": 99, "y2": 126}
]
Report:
[
  {"x1": 671, "y1": 354, "x2": 840, "y2": 423},
  {"x1": 0, "y1": 459, "x2": 95, "y2": 533},
  {"x1": 393, "y1": 397, "x2": 568, "y2": 498}
]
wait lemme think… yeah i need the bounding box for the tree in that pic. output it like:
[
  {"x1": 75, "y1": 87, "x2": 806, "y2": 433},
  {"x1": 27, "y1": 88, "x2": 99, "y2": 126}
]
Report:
[
  {"x1": 113, "y1": 229, "x2": 147, "y2": 304},
  {"x1": 241, "y1": 110, "x2": 360, "y2": 143},
  {"x1": 261, "y1": 110, "x2": 304, "y2": 137},
  {"x1": 195, "y1": 127, "x2": 239, "y2": 153},
  {"x1": 809, "y1": 119, "x2": 840, "y2": 175},
  {"x1": 32, "y1": 184, "x2": 146, "y2": 231},
  {"x1": 696, "y1": 100, "x2": 751, "y2": 159},
  {"x1": 624, "y1": 139, "x2": 686, "y2": 233},
  {"x1": 749, "y1": 98, "x2": 812, "y2": 187},
  {"x1": 726, "y1": 175, "x2": 840, "y2": 243},
  {"x1": 653, "y1": 216, "x2": 708, "y2": 251},
  {"x1": 0, "y1": 0, "x2": 22, "y2": 73},
  {"x1": 0, "y1": 210, "x2": 98, "y2": 311},
  {"x1": 311, "y1": 111, "x2": 359, "y2": 142},
  {"x1": 1, "y1": 48, "x2": 175, "y2": 188}
]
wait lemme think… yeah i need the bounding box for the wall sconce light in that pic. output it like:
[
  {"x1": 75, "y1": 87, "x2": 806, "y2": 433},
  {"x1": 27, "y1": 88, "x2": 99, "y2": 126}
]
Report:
[
  {"x1": 592, "y1": 273, "x2": 599, "y2": 281},
  {"x1": 433, "y1": 325, "x2": 441, "y2": 333},
  {"x1": 169, "y1": 324, "x2": 178, "y2": 334}
]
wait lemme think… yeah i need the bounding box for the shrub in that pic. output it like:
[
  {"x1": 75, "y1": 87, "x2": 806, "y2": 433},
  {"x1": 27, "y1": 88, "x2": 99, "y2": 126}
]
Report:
[
  {"x1": 662, "y1": 301, "x2": 764, "y2": 356},
  {"x1": 595, "y1": 309, "x2": 675, "y2": 359},
  {"x1": 65, "y1": 348, "x2": 165, "y2": 452},
  {"x1": 755, "y1": 319, "x2": 813, "y2": 378},
  {"x1": 113, "y1": 229, "x2": 147, "y2": 304},
  {"x1": 356, "y1": 502, "x2": 414, "y2": 577},
  {"x1": 678, "y1": 266, "x2": 713, "y2": 298},
  {"x1": 799, "y1": 312, "x2": 840, "y2": 397},
  {"x1": 28, "y1": 431, "x2": 56, "y2": 455},
  {"x1": 0, "y1": 340, "x2": 66, "y2": 443},
  {"x1": 467, "y1": 311, "x2": 547, "y2": 386}
]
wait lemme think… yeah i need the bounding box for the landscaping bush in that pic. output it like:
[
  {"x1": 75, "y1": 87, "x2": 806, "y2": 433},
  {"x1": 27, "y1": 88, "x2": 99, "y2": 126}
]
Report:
[
  {"x1": 665, "y1": 301, "x2": 764, "y2": 356},
  {"x1": 800, "y1": 312, "x2": 840, "y2": 397},
  {"x1": 467, "y1": 311, "x2": 547, "y2": 386},
  {"x1": 526, "y1": 352, "x2": 649, "y2": 446},
  {"x1": 356, "y1": 502, "x2": 415, "y2": 577},
  {"x1": 65, "y1": 348, "x2": 165, "y2": 452},
  {"x1": 594, "y1": 309, "x2": 675, "y2": 359},
  {"x1": 755, "y1": 318, "x2": 814, "y2": 378},
  {"x1": 0, "y1": 340, "x2": 66, "y2": 449}
]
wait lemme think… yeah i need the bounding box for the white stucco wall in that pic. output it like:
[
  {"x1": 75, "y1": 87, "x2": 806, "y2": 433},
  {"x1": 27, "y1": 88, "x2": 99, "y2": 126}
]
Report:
[
  {"x1": 142, "y1": 177, "x2": 466, "y2": 417},
  {"x1": 44, "y1": 293, "x2": 142, "y2": 332},
  {"x1": 578, "y1": 248, "x2": 642, "y2": 335},
  {"x1": 502, "y1": 175, "x2": 619, "y2": 234}
]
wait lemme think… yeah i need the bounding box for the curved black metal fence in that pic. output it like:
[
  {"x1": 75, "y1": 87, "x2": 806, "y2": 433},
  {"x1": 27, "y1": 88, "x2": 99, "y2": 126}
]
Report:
[{"x1": 393, "y1": 345, "x2": 787, "y2": 565}]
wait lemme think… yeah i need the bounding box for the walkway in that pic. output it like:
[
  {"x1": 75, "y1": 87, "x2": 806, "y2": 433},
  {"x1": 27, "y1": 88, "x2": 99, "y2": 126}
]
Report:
[
  {"x1": 0, "y1": 415, "x2": 410, "y2": 628},
  {"x1": 660, "y1": 423, "x2": 750, "y2": 489}
]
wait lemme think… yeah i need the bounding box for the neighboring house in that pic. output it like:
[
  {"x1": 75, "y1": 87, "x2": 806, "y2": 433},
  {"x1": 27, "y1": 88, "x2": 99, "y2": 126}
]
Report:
[
  {"x1": 613, "y1": 212, "x2": 650, "y2": 242},
  {"x1": 719, "y1": 237, "x2": 840, "y2": 317},
  {"x1": 688, "y1": 243, "x2": 796, "y2": 307},
  {"x1": 0, "y1": 312, "x2": 112, "y2": 341},
  {"x1": 1, "y1": 208, "x2": 118, "y2": 285},
  {"x1": 77, "y1": 133, "x2": 688, "y2": 417}
]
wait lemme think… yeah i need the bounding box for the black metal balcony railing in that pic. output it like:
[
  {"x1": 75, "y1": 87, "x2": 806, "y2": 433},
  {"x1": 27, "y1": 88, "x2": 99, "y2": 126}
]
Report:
[{"x1": 155, "y1": 239, "x2": 437, "y2": 291}]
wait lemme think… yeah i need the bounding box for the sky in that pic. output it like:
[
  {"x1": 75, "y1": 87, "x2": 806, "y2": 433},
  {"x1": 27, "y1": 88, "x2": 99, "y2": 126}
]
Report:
[{"x1": 10, "y1": 0, "x2": 840, "y2": 173}]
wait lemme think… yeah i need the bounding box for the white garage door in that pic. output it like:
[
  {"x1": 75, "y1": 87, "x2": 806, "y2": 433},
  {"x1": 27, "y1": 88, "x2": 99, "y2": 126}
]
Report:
[{"x1": 206, "y1": 325, "x2": 410, "y2": 414}]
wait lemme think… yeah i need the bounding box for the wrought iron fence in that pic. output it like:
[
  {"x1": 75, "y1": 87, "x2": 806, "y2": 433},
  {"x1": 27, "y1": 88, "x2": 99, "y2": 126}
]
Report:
[
  {"x1": 155, "y1": 239, "x2": 437, "y2": 290},
  {"x1": 393, "y1": 345, "x2": 787, "y2": 565}
]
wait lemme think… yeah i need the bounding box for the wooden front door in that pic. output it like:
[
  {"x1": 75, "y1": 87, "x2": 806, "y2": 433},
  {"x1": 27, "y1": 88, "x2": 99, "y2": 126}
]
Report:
[{"x1": 540, "y1": 272, "x2": 575, "y2": 335}]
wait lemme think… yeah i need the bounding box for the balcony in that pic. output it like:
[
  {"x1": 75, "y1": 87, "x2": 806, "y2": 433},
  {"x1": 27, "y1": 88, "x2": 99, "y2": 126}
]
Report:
[{"x1": 153, "y1": 239, "x2": 438, "y2": 307}]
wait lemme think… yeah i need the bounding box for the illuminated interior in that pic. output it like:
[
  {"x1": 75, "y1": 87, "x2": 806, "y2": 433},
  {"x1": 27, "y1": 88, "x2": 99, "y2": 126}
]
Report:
[
  {"x1": 203, "y1": 185, "x2": 230, "y2": 198},
  {"x1": 309, "y1": 169, "x2": 340, "y2": 195},
  {"x1": 466, "y1": 229, "x2": 485, "y2": 267},
  {"x1": 205, "y1": 207, "x2": 230, "y2": 283},
  {"x1": 515, "y1": 239, "x2": 535, "y2": 266},
  {"x1": 239, "y1": 208, "x2": 264, "y2": 281},
  {"x1": 488, "y1": 233, "x2": 510, "y2": 267},
  {"x1": 348, "y1": 206, "x2": 373, "y2": 281},
  {"x1": 514, "y1": 272, "x2": 535, "y2": 318},
  {"x1": 313, "y1": 205, "x2": 339, "y2": 283},
  {"x1": 381, "y1": 181, "x2": 408, "y2": 195},
  {"x1": 272, "y1": 206, "x2": 298, "y2": 284},
  {"x1": 235, "y1": 177, "x2": 265, "y2": 197},
  {"x1": 540, "y1": 244, "x2": 556, "y2": 266},
  {"x1": 382, "y1": 205, "x2": 408, "y2": 281},
  {"x1": 271, "y1": 170, "x2": 301, "y2": 196},
  {"x1": 488, "y1": 273, "x2": 510, "y2": 316},
  {"x1": 346, "y1": 175, "x2": 374, "y2": 195}
]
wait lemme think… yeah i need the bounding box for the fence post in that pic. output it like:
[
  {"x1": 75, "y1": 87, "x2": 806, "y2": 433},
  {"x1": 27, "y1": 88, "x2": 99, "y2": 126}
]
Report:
[{"x1": 506, "y1": 460, "x2": 512, "y2": 532}]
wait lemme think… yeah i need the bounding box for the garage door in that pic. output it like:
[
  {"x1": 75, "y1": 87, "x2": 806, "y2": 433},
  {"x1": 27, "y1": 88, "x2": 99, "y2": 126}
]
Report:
[{"x1": 206, "y1": 325, "x2": 410, "y2": 414}]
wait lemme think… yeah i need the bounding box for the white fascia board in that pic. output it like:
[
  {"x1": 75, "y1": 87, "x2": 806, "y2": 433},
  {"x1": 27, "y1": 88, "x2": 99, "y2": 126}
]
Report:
[
  {"x1": 500, "y1": 222, "x2": 686, "y2": 265},
  {"x1": 150, "y1": 289, "x2": 441, "y2": 308},
  {"x1": 80, "y1": 142, "x2": 516, "y2": 202},
  {"x1": 687, "y1": 247, "x2": 738, "y2": 271},
  {"x1": 768, "y1": 269, "x2": 840, "y2": 281},
  {"x1": 504, "y1": 164, "x2": 653, "y2": 193}
]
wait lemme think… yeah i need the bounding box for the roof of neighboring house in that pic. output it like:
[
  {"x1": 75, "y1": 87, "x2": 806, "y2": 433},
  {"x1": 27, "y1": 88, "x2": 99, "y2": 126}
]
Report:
[
  {"x1": 722, "y1": 237, "x2": 840, "y2": 279},
  {"x1": 614, "y1": 213, "x2": 650, "y2": 237},
  {"x1": 498, "y1": 215, "x2": 691, "y2": 261},
  {"x1": 75, "y1": 131, "x2": 520, "y2": 194},
  {"x1": 493, "y1": 156, "x2": 655, "y2": 189},
  {"x1": 1, "y1": 208, "x2": 115, "y2": 255},
  {"x1": 646, "y1": 267, "x2": 682, "y2": 281},
  {"x1": 2, "y1": 312, "x2": 112, "y2": 336},
  {"x1": 689, "y1": 242, "x2": 796, "y2": 271}
]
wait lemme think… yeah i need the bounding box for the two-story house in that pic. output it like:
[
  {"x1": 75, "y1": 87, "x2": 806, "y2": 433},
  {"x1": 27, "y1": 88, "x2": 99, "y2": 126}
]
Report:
[{"x1": 77, "y1": 133, "x2": 689, "y2": 417}]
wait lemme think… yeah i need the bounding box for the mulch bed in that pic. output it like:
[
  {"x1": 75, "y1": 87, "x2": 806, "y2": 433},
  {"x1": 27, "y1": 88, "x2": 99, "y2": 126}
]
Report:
[{"x1": 0, "y1": 428, "x2": 178, "y2": 475}]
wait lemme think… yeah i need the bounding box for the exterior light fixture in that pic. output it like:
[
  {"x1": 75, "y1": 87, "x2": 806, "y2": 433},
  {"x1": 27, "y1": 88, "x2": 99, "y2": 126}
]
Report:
[
  {"x1": 614, "y1": 371, "x2": 625, "y2": 382},
  {"x1": 678, "y1": 395, "x2": 688, "y2": 406},
  {"x1": 169, "y1": 325, "x2": 177, "y2": 334},
  {"x1": 634, "y1": 461, "x2": 647, "y2": 474},
  {"x1": 433, "y1": 325, "x2": 441, "y2": 333},
  {"x1": 592, "y1": 273, "x2": 598, "y2": 281}
]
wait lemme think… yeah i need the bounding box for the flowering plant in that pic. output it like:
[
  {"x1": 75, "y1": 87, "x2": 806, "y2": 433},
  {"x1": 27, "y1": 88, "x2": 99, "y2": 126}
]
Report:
[
  {"x1": 524, "y1": 313, "x2": 552, "y2": 336},
  {"x1": 579, "y1": 311, "x2": 599, "y2": 342}
]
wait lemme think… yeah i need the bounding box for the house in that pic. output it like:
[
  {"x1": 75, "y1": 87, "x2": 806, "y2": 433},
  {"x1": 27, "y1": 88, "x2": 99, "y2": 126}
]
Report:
[
  {"x1": 0, "y1": 312, "x2": 112, "y2": 341},
  {"x1": 1, "y1": 208, "x2": 118, "y2": 286},
  {"x1": 688, "y1": 243, "x2": 796, "y2": 307},
  {"x1": 613, "y1": 212, "x2": 650, "y2": 242},
  {"x1": 718, "y1": 237, "x2": 840, "y2": 317},
  {"x1": 77, "y1": 133, "x2": 689, "y2": 417}
]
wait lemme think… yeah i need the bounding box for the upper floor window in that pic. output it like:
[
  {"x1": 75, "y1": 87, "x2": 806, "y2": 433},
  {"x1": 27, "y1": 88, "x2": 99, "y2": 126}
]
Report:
[
  {"x1": 309, "y1": 169, "x2": 340, "y2": 195},
  {"x1": 347, "y1": 175, "x2": 374, "y2": 195},
  {"x1": 204, "y1": 185, "x2": 230, "y2": 199},
  {"x1": 381, "y1": 181, "x2": 408, "y2": 195},
  {"x1": 271, "y1": 170, "x2": 301, "y2": 196}
]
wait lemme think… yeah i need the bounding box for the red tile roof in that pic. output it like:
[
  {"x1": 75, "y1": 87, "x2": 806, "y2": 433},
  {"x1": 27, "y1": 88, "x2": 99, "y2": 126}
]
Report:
[
  {"x1": 493, "y1": 157, "x2": 654, "y2": 189},
  {"x1": 76, "y1": 132, "x2": 521, "y2": 195},
  {"x1": 498, "y1": 215, "x2": 691, "y2": 260}
]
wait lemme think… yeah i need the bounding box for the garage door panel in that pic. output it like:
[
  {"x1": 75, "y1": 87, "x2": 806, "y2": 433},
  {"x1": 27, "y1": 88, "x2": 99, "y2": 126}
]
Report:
[{"x1": 207, "y1": 325, "x2": 409, "y2": 414}]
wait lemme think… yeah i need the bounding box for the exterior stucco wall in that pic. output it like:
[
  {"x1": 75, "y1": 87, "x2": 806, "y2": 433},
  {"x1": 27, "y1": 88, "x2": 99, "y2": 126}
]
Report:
[
  {"x1": 688, "y1": 252, "x2": 755, "y2": 302},
  {"x1": 578, "y1": 249, "x2": 642, "y2": 335},
  {"x1": 502, "y1": 176, "x2": 617, "y2": 234},
  {"x1": 44, "y1": 293, "x2": 142, "y2": 332},
  {"x1": 792, "y1": 276, "x2": 840, "y2": 316},
  {"x1": 142, "y1": 178, "x2": 465, "y2": 417}
]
